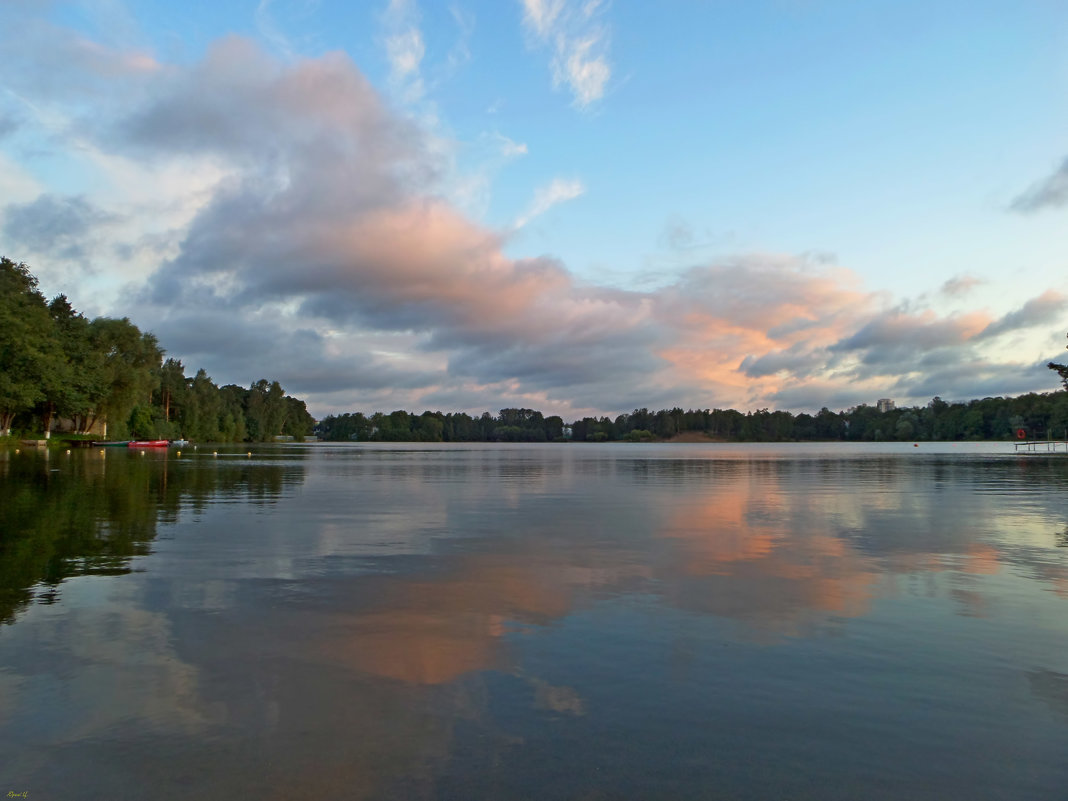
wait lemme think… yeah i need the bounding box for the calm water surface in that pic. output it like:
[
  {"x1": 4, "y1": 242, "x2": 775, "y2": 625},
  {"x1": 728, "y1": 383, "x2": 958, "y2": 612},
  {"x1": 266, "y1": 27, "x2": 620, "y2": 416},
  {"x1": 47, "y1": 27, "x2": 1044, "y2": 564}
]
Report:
[{"x1": 1, "y1": 442, "x2": 1067, "y2": 799}]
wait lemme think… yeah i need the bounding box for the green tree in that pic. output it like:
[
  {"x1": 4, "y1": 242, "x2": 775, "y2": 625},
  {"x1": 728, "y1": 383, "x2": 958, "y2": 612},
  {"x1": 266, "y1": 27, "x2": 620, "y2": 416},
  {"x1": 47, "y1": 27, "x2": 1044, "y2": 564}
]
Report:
[
  {"x1": 1049, "y1": 332, "x2": 1068, "y2": 391},
  {"x1": 281, "y1": 396, "x2": 315, "y2": 440},
  {"x1": 0, "y1": 258, "x2": 61, "y2": 435},
  {"x1": 156, "y1": 358, "x2": 188, "y2": 425},
  {"x1": 45, "y1": 295, "x2": 107, "y2": 435},
  {"x1": 245, "y1": 379, "x2": 288, "y2": 441},
  {"x1": 86, "y1": 317, "x2": 163, "y2": 438}
]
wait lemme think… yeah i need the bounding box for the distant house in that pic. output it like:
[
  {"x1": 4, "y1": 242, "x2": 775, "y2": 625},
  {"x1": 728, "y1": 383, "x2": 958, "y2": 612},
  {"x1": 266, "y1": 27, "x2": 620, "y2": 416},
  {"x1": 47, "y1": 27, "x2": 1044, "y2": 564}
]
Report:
[
  {"x1": 562, "y1": 425, "x2": 573, "y2": 439},
  {"x1": 876, "y1": 398, "x2": 895, "y2": 413}
]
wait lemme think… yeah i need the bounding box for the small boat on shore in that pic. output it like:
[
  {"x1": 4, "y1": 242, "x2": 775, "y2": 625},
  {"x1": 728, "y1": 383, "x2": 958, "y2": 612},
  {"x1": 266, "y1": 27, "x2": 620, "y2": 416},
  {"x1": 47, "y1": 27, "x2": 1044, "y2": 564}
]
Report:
[
  {"x1": 93, "y1": 440, "x2": 130, "y2": 447},
  {"x1": 127, "y1": 440, "x2": 169, "y2": 448},
  {"x1": 170, "y1": 439, "x2": 189, "y2": 447}
]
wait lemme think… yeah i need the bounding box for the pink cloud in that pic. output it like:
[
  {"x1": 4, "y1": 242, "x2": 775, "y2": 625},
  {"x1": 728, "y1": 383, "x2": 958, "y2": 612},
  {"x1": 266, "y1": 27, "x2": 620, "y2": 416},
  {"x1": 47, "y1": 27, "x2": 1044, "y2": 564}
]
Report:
[{"x1": 9, "y1": 31, "x2": 1062, "y2": 415}]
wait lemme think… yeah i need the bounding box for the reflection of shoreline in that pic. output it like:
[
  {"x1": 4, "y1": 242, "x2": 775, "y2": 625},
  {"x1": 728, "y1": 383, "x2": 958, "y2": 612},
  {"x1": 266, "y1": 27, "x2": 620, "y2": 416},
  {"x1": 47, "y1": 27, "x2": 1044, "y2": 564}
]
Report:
[
  {"x1": 0, "y1": 450, "x2": 304, "y2": 624},
  {"x1": 2, "y1": 447, "x2": 1067, "y2": 800}
]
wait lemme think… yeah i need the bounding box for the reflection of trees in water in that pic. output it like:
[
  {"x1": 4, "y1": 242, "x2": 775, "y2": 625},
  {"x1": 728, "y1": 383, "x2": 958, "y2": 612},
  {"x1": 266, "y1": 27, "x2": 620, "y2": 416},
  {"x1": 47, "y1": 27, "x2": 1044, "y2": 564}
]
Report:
[
  {"x1": 0, "y1": 451, "x2": 303, "y2": 624},
  {"x1": 1056, "y1": 526, "x2": 1068, "y2": 548}
]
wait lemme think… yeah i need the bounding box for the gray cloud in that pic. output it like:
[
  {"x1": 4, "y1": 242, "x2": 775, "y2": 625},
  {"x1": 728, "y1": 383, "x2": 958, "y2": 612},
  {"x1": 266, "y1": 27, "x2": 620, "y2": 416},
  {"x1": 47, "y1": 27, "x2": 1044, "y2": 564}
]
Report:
[
  {"x1": 1011, "y1": 158, "x2": 1068, "y2": 213},
  {"x1": 0, "y1": 14, "x2": 158, "y2": 107},
  {"x1": 978, "y1": 290, "x2": 1066, "y2": 340},
  {"x1": 146, "y1": 311, "x2": 443, "y2": 396},
  {"x1": 765, "y1": 383, "x2": 876, "y2": 413},
  {"x1": 939, "y1": 274, "x2": 984, "y2": 298},
  {"x1": 897, "y1": 358, "x2": 1057, "y2": 402},
  {"x1": 0, "y1": 110, "x2": 19, "y2": 139},
  {"x1": 831, "y1": 308, "x2": 987, "y2": 364},
  {"x1": 740, "y1": 344, "x2": 828, "y2": 379},
  {"x1": 658, "y1": 216, "x2": 694, "y2": 250},
  {"x1": 2, "y1": 194, "x2": 120, "y2": 262}
]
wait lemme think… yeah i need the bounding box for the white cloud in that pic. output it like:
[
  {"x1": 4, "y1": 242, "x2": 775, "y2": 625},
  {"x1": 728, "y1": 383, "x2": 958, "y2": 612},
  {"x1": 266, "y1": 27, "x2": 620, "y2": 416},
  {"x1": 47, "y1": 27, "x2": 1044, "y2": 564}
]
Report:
[
  {"x1": 446, "y1": 5, "x2": 475, "y2": 71},
  {"x1": 513, "y1": 177, "x2": 584, "y2": 228},
  {"x1": 254, "y1": 0, "x2": 295, "y2": 59},
  {"x1": 493, "y1": 132, "x2": 528, "y2": 158},
  {"x1": 382, "y1": 0, "x2": 426, "y2": 101},
  {"x1": 522, "y1": 0, "x2": 566, "y2": 36},
  {"x1": 520, "y1": 0, "x2": 612, "y2": 108}
]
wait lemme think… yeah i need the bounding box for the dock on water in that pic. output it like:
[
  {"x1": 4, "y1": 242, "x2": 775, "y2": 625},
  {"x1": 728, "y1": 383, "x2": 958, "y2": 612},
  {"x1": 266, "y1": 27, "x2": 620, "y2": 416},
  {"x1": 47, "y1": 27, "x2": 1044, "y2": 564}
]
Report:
[{"x1": 1014, "y1": 439, "x2": 1068, "y2": 455}]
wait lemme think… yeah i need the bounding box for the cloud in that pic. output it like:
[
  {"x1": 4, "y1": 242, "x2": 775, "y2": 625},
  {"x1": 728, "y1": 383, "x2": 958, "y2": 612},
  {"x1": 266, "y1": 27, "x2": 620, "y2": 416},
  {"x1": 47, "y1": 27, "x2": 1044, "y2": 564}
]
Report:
[
  {"x1": 446, "y1": 5, "x2": 475, "y2": 71},
  {"x1": 513, "y1": 177, "x2": 584, "y2": 228},
  {"x1": 740, "y1": 344, "x2": 828, "y2": 380},
  {"x1": 493, "y1": 132, "x2": 528, "y2": 158},
  {"x1": 0, "y1": 15, "x2": 158, "y2": 106},
  {"x1": 254, "y1": 0, "x2": 296, "y2": 59},
  {"x1": 977, "y1": 290, "x2": 1067, "y2": 340},
  {"x1": 658, "y1": 216, "x2": 694, "y2": 250},
  {"x1": 4, "y1": 27, "x2": 1063, "y2": 419},
  {"x1": 2, "y1": 194, "x2": 120, "y2": 262},
  {"x1": 0, "y1": 110, "x2": 19, "y2": 139},
  {"x1": 520, "y1": 0, "x2": 612, "y2": 108},
  {"x1": 151, "y1": 312, "x2": 444, "y2": 395},
  {"x1": 1011, "y1": 157, "x2": 1068, "y2": 213},
  {"x1": 382, "y1": 0, "x2": 426, "y2": 102},
  {"x1": 898, "y1": 357, "x2": 1057, "y2": 402},
  {"x1": 939, "y1": 274, "x2": 984, "y2": 298},
  {"x1": 833, "y1": 308, "x2": 991, "y2": 358}
]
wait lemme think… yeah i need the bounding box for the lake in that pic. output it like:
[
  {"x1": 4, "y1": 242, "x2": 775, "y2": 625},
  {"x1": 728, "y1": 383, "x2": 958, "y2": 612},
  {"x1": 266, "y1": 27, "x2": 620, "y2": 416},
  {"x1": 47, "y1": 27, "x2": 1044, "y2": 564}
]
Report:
[{"x1": 1, "y1": 442, "x2": 1067, "y2": 799}]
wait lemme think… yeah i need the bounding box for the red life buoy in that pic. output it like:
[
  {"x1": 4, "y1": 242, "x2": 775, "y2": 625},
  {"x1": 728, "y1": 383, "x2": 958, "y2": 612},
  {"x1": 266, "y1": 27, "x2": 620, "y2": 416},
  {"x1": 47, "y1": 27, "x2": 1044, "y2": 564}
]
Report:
[{"x1": 1016, "y1": 428, "x2": 1027, "y2": 440}]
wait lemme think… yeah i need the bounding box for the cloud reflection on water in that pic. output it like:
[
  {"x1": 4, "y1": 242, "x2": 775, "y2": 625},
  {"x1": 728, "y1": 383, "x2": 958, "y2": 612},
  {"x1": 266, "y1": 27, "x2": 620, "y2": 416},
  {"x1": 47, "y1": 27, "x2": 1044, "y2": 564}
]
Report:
[{"x1": 2, "y1": 445, "x2": 1067, "y2": 800}]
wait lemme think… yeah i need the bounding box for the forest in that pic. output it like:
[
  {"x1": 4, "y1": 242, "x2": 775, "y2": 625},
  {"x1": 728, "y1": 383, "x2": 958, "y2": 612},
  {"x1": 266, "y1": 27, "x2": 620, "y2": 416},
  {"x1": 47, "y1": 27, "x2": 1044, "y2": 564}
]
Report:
[
  {"x1": 0, "y1": 257, "x2": 314, "y2": 442},
  {"x1": 316, "y1": 390, "x2": 1068, "y2": 444},
  {"x1": 319, "y1": 343, "x2": 1068, "y2": 444}
]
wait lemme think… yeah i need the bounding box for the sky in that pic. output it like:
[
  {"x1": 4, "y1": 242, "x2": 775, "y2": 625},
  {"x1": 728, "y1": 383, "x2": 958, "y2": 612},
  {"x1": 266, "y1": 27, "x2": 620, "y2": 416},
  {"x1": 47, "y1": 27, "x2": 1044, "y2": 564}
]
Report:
[{"x1": 1, "y1": 0, "x2": 1067, "y2": 420}]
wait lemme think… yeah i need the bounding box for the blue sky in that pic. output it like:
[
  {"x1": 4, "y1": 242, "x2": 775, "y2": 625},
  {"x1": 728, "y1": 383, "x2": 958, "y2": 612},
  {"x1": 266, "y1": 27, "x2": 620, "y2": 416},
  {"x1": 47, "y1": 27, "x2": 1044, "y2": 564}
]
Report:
[{"x1": 1, "y1": 0, "x2": 1066, "y2": 418}]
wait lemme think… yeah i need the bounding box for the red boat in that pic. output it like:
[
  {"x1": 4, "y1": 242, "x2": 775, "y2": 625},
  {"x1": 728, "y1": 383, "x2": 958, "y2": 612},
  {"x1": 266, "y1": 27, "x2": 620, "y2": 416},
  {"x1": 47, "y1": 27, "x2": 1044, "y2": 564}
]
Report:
[{"x1": 127, "y1": 440, "x2": 169, "y2": 448}]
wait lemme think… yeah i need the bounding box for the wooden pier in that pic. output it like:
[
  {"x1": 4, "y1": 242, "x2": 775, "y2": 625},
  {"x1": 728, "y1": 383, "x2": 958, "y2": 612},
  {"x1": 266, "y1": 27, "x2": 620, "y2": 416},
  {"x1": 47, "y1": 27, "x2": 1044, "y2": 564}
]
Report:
[{"x1": 1014, "y1": 439, "x2": 1068, "y2": 455}]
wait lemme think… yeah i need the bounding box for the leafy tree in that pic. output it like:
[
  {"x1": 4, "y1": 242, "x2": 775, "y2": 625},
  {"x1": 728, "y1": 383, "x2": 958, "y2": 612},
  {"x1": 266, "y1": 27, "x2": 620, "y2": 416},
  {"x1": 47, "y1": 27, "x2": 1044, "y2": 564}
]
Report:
[
  {"x1": 1049, "y1": 332, "x2": 1068, "y2": 391},
  {"x1": 0, "y1": 258, "x2": 61, "y2": 435},
  {"x1": 156, "y1": 358, "x2": 187, "y2": 424},
  {"x1": 281, "y1": 396, "x2": 315, "y2": 440},
  {"x1": 45, "y1": 295, "x2": 106, "y2": 435},
  {"x1": 86, "y1": 317, "x2": 163, "y2": 438},
  {"x1": 245, "y1": 379, "x2": 288, "y2": 441}
]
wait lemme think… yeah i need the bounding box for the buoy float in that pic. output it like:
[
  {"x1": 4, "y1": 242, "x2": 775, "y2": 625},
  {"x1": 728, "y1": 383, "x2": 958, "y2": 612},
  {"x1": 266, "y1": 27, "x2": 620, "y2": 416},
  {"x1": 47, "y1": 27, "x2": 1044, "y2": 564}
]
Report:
[
  {"x1": 176, "y1": 450, "x2": 181, "y2": 456},
  {"x1": 213, "y1": 451, "x2": 218, "y2": 457},
  {"x1": 65, "y1": 449, "x2": 71, "y2": 454},
  {"x1": 247, "y1": 452, "x2": 252, "y2": 457}
]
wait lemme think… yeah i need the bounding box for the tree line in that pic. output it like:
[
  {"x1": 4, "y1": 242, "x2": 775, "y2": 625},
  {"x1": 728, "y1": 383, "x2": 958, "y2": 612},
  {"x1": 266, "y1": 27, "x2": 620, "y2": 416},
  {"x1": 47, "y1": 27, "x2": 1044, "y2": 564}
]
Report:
[
  {"x1": 317, "y1": 408, "x2": 567, "y2": 442},
  {"x1": 317, "y1": 393, "x2": 1068, "y2": 444},
  {"x1": 0, "y1": 257, "x2": 313, "y2": 441},
  {"x1": 320, "y1": 356, "x2": 1068, "y2": 444}
]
